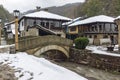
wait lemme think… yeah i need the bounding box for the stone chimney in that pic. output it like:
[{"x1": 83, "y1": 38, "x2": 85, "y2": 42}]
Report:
[{"x1": 36, "y1": 6, "x2": 41, "y2": 11}]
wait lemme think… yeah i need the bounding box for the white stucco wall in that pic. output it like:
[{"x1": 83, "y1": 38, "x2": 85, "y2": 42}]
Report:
[
  {"x1": 88, "y1": 38, "x2": 94, "y2": 44},
  {"x1": 19, "y1": 19, "x2": 24, "y2": 31},
  {"x1": 100, "y1": 38, "x2": 111, "y2": 45}
]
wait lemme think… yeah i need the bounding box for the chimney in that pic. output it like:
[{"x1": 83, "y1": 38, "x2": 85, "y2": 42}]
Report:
[{"x1": 36, "y1": 6, "x2": 41, "y2": 11}]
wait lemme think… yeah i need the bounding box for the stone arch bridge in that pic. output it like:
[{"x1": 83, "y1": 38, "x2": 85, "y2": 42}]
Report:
[{"x1": 18, "y1": 35, "x2": 73, "y2": 58}]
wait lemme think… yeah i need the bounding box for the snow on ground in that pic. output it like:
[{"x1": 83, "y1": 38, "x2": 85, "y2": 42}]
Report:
[
  {"x1": 86, "y1": 45, "x2": 120, "y2": 57},
  {"x1": 0, "y1": 44, "x2": 14, "y2": 48},
  {"x1": 0, "y1": 52, "x2": 87, "y2": 80}
]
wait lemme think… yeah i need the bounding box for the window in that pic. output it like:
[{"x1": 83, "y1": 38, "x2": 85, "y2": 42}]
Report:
[
  {"x1": 41, "y1": 22, "x2": 45, "y2": 27},
  {"x1": 103, "y1": 35, "x2": 108, "y2": 38},
  {"x1": 94, "y1": 25, "x2": 97, "y2": 31},
  {"x1": 89, "y1": 35, "x2": 92, "y2": 38},
  {"x1": 7, "y1": 25, "x2": 11, "y2": 30},
  {"x1": 55, "y1": 22, "x2": 59, "y2": 27},
  {"x1": 91, "y1": 26, "x2": 94, "y2": 31},
  {"x1": 51, "y1": 23, "x2": 55, "y2": 27},
  {"x1": 88, "y1": 26, "x2": 90, "y2": 31},
  {"x1": 115, "y1": 25, "x2": 118, "y2": 31},
  {"x1": 22, "y1": 21, "x2": 24, "y2": 26},
  {"x1": 99, "y1": 25, "x2": 102, "y2": 31},
  {"x1": 46, "y1": 22, "x2": 49, "y2": 27},
  {"x1": 27, "y1": 19, "x2": 33, "y2": 26},
  {"x1": 70, "y1": 27, "x2": 76, "y2": 31},
  {"x1": 94, "y1": 35, "x2": 97, "y2": 38},
  {"x1": 33, "y1": 21, "x2": 36, "y2": 26}
]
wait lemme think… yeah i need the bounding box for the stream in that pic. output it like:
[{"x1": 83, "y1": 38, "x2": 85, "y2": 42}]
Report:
[{"x1": 51, "y1": 61, "x2": 120, "y2": 80}]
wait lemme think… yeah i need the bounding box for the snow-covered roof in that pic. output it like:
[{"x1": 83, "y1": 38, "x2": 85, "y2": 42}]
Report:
[
  {"x1": 62, "y1": 17, "x2": 81, "y2": 26},
  {"x1": 4, "y1": 21, "x2": 15, "y2": 26},
  {"x1": 23, "y1": 11, "x2": 71, "y2": 21},
  {"x1": 69, "y1": 15, "x2": 115, "y2": 27},
  {"x1": 115, "y1": 16, "x2": 120, "y2": 20},
  {"x1": 4, "y1": 23, "x2": 19, "y2": 34},
  {"x1": 4, "y1": 21, "x2": 15, "y2": 28}
]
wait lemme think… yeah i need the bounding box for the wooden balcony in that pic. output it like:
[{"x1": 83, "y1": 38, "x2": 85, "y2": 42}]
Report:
[{"x1": 84, "y1": 31, "x2": 118, "y2": 34}]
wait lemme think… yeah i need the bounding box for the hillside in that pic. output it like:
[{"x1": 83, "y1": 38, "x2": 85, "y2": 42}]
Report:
[
  {"x1": 23, "y1": 3, "x2": 83, "y2": 19},
  {"x1": 47, "y1": 3, "x2": 82, "y2": 19},
  {"x1": 0, "y1": 5, "x2": 13, "y2": 23},
  {"x1": 23, "y1": 0, "x2": 120, "y2": 19},
  {"x1": 78, "y1": 0, "x2": 120, "y2": 17},
  {"x1": 44, "y1": 0, "x2": 120, "y2": 18}
]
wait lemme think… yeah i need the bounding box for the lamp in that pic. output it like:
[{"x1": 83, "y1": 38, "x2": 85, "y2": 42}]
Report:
[
  {"x1": 0, "y1": 18, "x2": 2, "y2": 45},
  {"x1": 13, "y1": 10, "x2": 20, "y2": 18},
  {"x1": 13, "y1": 10, "x2": 20, "y2": 51}
]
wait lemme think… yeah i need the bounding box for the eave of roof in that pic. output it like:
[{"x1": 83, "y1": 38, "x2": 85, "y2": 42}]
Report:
[
  {"x1": 69, "y1": 15, "x2": 115, "y2": 27},
  {"x1": 19, "y1": 11, "x2": 71, "y2": 22}
]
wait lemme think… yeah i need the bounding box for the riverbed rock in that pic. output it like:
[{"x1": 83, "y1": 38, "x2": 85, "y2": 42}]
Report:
[{"x1": 0, "y1": 64, "x2": 17, "y2": 80}]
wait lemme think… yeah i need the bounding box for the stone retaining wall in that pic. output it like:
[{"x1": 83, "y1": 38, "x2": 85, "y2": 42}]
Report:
[
  {"x1": 0, "y1": 44, "x2": 15, "y2": 53},
  {"x1": 69, "y1": 48, "x2": 120, "y2": 73},
  {"x1": 0, "y1": 64, "x2": 17, "y2": 80}
]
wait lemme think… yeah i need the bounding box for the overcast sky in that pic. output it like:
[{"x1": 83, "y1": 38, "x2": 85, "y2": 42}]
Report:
[{"x1": 0, "y1": 0, "x2": 85, "y2": 13}]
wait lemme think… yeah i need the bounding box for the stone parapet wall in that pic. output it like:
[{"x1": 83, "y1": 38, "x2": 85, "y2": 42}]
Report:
[
  {"x1": 69, "y1": 48, "x2": 120, "y2": 73},
  {"x1": 0, "y1": 44, "x2": 15, "y2": 53},
  {"x1": 18, "y1": 35, "x2": 73, "y2": 51}
]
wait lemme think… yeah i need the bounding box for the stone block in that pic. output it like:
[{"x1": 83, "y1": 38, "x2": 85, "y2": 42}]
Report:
[{"x1": 10, "y1": 46, "x2": 16, "y2": 54}]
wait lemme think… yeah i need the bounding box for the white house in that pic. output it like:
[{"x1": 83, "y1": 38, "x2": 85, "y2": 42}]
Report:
[
  {"x1": 67, "y1": 15, "x2": 118, "y2": 45},
  {"x1": 4, "y1": 21, "x2": 20, "y2": 39}
]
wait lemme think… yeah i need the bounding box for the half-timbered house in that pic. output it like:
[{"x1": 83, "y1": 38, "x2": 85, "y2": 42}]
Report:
[
  {"x1": 68, "y1": 15, "x2": 118, "y2": 45},
  {"x1": 4, "y1": 21, "x2": 20, "y2": 39},
  {"x1": 19, "y1": 10, "x2": 71, "y2": 37}
]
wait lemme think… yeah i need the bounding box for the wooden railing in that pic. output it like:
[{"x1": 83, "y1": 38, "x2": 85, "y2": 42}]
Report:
[
  {"x1": 84, "y1": 31, "x2": 118, "y2": 34},
  {"x1": 18, "y1": 35, "x2": 73, "y2": 51}
]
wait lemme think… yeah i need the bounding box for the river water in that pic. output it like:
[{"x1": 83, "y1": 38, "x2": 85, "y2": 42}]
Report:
[{"x1": 51, "y1": 61, "x2": 120, "y2": 80}]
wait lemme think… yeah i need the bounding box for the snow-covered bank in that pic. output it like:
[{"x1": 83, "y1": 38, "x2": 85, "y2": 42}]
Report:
[
  {"x1": 0, "y1": 52, "x2": 87, "y2": 80},
  {"x1": 86, "y1": 46, "x2": 120, "y2": 57},
  {"x1": 0, "y1": 44, "x2": 15, "y2": 48},
  {"x1": 0, "y1": 44, "x2": 15, "y2": 53}
]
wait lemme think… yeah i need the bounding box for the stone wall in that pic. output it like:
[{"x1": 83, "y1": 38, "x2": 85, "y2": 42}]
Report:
[
  {"x1": 0, "y1": 45, "x2": 15, "y2": 53},
  {"x1": 18, "y1": 35, "x2": 73, "y2": 51},
  {"x1": 69, "y1": 48, "x2": 120, "y2": 73},
  {"x1": 0, "y1": 64, "x2": 17, "y2": 80},
  {"x1": 25, "y1": 28, "x2": 39, "y2": 37},
  {"x1": 87, "y1": 34, "x2": 118, "y2": 45}
]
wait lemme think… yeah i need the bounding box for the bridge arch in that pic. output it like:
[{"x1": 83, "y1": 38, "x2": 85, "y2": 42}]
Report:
[{"x1": 34, "y1": 45, "x2": 69, "y2": 58}]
